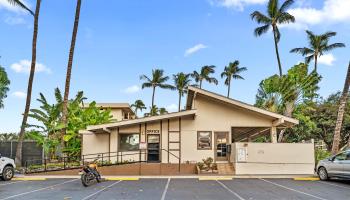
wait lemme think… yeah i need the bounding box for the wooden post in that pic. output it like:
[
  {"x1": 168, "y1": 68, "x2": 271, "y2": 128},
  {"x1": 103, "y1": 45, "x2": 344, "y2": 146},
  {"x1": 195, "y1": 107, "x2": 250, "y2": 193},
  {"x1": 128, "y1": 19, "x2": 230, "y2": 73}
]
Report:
[{"x1": 270, "y1": 127, "x2": 277, "y2": 143}]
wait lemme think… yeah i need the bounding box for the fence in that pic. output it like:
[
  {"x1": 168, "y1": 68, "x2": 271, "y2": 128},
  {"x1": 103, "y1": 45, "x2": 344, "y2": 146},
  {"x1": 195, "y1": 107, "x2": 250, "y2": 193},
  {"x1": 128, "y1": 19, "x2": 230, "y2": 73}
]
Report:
[{"x1": 0, "y1": 141, "x2": 43, "y2": 166}]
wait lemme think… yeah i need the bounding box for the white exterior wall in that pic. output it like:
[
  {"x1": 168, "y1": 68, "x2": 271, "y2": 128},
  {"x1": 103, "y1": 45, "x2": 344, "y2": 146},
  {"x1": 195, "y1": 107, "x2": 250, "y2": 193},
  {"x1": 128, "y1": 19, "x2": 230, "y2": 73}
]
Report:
[{"x1": 233, "y1": 142, "x2": 315, "y2": 175}]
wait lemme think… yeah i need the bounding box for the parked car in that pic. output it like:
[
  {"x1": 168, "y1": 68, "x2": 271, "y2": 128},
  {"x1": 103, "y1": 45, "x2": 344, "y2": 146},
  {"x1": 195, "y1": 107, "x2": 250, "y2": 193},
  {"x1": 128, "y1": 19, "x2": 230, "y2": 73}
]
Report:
[
  {"x1": 317, "y1": 150, "x2": 350, "y2": 180},
  {"x1": 0, "y1": 154, "x2": 16, "y2": 181}
]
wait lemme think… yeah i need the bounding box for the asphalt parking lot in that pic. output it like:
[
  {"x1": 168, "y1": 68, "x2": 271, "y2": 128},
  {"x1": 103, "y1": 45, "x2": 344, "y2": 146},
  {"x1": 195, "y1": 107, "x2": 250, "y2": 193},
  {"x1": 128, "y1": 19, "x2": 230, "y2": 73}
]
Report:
[{"x1": 0, "y1": 178, "x2": 350, "y2": 200}]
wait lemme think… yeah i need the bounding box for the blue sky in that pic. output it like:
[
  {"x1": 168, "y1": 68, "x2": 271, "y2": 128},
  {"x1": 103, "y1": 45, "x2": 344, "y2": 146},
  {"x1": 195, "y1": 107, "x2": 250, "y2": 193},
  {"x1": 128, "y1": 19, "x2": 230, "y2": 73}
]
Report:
[{"x1": 1, "y1": 0, "x2": 350, "y2": 132}]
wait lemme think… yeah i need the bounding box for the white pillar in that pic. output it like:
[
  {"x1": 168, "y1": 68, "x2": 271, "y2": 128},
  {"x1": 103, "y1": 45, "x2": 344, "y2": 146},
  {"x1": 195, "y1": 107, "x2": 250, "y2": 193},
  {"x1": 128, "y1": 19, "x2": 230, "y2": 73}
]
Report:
[{"x1": 270, "y1": 126, "x2": 277, "y2": 143}]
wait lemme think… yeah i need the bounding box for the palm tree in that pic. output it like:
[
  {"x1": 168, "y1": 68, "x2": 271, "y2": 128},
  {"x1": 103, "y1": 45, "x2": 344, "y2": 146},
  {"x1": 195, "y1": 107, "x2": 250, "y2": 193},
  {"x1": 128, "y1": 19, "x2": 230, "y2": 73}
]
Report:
[
  {"x1": 332, "y1": 62, "x2": 350, "y2": 154},
  {"x1": 290, "y1": 30, "x2": 345, "y2": 72},
  {"x1": 173, "y1": 73, "x2": 192, "y2": 111},
  {"x1": 159, "y1": 107, "x2": 168, "y2": 115},
  {"x1": 131, "y1": 100, "x2": 146, "y2": 117},
  {"x1": 221, "y1": 61, "x2": 247, "y2": 98},
  {"x1": 251, "y1": 0, "x2": 295, "y2": 76},
  {"x1": 61, "y1": 0, "x2": 82, "y2": 151},
  {"x1": 0, "y1": 66, "x2": 10, "y2": 109},
  {"x1": 140, "y1": 69, "x2": 175, "y2": 108},
  {"x1": 15, "y1": 0, "x2": 41, "y2": 166},
  {"x1": 191, "y1": 65, "x2": 218, "y2": 89}
]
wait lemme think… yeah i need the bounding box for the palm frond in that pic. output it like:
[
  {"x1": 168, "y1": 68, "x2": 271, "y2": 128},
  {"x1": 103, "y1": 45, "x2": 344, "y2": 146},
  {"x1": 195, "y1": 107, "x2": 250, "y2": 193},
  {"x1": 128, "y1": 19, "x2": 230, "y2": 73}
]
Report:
[
  {"x1": 320, "y1": 31, "x2": 337, "y2": 40},
  {"x1": 277, "y1": 12, "x2": 295, "y2": 24},
  {"x1": 279, "y1": 0, "x2": 294, "y2": 12},
  {"x1": 250, "y1": 11, "x2": 271, "y2": 24},
  {"x1": 323, "y1": 43, "x2": 346, "y2": 52},
  {"x1": 254, "y1": 24, "x2": 270, "y2": 36},
  {"x1": 305, "y1": 55, "x2": 314, "y2": 64},
  {"x1": 7, "y1": 0, "x2": 34, "y2": 15},
  {"x1": 290, "y1": 47, "x2": 314, "y2": 56}
]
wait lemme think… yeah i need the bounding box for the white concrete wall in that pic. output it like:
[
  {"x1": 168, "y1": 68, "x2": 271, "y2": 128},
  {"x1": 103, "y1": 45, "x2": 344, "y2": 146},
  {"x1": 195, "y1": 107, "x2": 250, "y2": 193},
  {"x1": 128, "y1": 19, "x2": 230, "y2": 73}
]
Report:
[{"x1": 233, "y1": 142, "x2": 315, "y2": 175}]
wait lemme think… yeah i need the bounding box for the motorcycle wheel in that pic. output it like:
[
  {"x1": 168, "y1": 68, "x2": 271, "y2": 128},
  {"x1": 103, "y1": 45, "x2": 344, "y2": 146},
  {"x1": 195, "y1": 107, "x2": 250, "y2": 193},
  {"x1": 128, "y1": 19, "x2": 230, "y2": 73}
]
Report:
[{"x1": 81, "y1": 173, "x2": 93, "y2": 187}]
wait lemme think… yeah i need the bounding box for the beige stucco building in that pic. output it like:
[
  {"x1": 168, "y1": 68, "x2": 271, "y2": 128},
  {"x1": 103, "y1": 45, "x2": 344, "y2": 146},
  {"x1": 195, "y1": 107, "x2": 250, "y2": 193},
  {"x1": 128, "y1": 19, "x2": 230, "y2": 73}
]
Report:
[{"x1": 80, "y1": 86, "x2": 315, "y2": 175}]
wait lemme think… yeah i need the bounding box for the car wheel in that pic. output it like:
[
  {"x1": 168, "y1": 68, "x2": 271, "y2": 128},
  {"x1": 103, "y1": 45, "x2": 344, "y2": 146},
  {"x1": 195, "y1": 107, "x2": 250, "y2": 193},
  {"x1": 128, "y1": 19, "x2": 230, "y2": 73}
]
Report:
[
  {"x1": 318, "y1": 167, "x2": 328, "y2": 181},
  {"x1": 2, "y1": 166, "x2": 14, "y2": 181}
]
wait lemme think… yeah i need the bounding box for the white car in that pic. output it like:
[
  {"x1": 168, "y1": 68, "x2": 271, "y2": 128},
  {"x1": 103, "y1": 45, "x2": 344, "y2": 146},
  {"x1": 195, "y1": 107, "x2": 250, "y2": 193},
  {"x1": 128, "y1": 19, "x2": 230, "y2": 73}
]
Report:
[{"x1": 0, "y1": 154, "x2": 16, "y2": 181}]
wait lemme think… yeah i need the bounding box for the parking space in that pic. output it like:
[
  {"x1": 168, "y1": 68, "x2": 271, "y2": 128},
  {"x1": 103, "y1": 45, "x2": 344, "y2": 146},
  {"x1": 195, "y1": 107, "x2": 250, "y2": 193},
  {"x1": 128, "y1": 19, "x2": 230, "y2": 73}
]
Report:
[{"x1": 0, "y1": 178, "x2": 349, "y2": 200}]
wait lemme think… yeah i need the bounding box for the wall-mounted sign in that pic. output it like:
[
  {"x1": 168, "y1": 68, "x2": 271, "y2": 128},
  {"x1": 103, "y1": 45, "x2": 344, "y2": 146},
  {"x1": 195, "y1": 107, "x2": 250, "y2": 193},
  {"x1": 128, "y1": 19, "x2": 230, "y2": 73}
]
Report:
[
  {"x1": 237, "y1": 147, "x2": 247, "y2": 162},
  {"x1": 139, "y1": 142, "x2": 147, "y2": 150},
  {"x1": 146, "y1": 130, "x2": 160, "y2": 134}
]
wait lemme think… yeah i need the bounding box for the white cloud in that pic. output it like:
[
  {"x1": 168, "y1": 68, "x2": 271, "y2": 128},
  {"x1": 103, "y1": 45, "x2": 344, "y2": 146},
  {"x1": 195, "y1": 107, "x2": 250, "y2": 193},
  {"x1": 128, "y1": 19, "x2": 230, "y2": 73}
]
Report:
[
  {"x1": 123, "y1": 85, "x2": 140, "y2": 94},
  {"x1": 12, "y1": 91, "x2": 26, "y2": 99},
  {"x1": 10, "y1": 60, "x2": 52, "y2": 74},
  {"x1": 318, "y1": 54, "x2": 336, "y2": 66},
  {"x1": 184, "y1": 44, "x2": 207, "y2": 57},
  {"x1": 285, "y1": 0, "x2": 350, "y2": 29},
  {"x1": 4, "y1": 16, "x2": 25, "y2": 25},
  {"x1": 0, "y1": 0, "x2": 31, "y2": 14},
  {"x1": 209, "y1": 0, "x2": 267, "y2": 11},
  {"x1": 166, "y1": 104, "x2": 178, "y2": 112}
]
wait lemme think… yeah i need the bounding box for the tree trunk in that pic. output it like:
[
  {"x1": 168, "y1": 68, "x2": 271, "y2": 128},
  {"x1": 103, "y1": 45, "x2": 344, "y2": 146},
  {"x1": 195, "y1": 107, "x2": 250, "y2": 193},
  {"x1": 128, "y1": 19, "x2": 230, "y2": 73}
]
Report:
[
  {"x1": 61, "y1": 0, "x2": 82, "y2": 152},
  {"x1": 151, "y1": 86, "x2": 155, "y2": 108},
  {"x1": 227, "y1": 77, "x2": 231, "y2": 98},
  {"x1": 15, "y1": 0, "x2": 41, "y2": 167},
  {"x1": 314, "y1": 54, "x2": 318, "y2": 73},
  {"x1": 332, "y1": 62, "x2": 350, "y2": 154},
  {"x1": 199, "y1": 80, "x2": 202, "y2": 89},
  {"x1": 272, "y1": 25, "x2": 283, "y2": 77},
  {"x1": 178, "y1": 92, "x2": 182, "y2": 112},
  {"x1": 278, "y1": 101, "x2": 294, "y2": 142}
]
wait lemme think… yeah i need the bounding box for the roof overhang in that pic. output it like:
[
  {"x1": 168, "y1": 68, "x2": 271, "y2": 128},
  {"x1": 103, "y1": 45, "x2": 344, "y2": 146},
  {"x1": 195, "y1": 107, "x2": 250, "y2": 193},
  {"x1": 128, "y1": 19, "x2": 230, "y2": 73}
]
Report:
[
  {"x1": 84, "y1": 110, "x2": 197, "y2": 133},
  {"x1": 185, "y1": 86, "x2": 298, "y2": 127}
]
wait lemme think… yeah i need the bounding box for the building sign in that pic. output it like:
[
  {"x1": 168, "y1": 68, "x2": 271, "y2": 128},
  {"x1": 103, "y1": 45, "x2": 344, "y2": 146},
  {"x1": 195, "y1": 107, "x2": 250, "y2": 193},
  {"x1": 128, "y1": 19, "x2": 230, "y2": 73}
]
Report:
[
  {"x1": 237, "y1": 147, "x2": 247, "y2": 162},
  {"x1": 139, "y1": 142, "x2": 147, "y2": 150},
  {"x1": 146, "y1": 130, "x2": 160, "y2": 134}
]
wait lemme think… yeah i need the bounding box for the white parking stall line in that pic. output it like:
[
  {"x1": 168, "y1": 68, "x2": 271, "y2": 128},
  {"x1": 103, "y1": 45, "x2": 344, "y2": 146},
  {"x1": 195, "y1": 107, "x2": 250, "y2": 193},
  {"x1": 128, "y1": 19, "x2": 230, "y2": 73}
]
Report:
[
  {"x1": 259, "y1": 179, "x2": 327, "y2": 200},
  {"x1": 160, "y1": 178, "x2": 171, "y2": 200},
  {"x1": 81, "y1": 180, "x2": 122, "y2": 200},
  {"x1": 0, "y1": 181, "x2": 25, "y2": 186},
  {"x1": 216, "y1": 180, "x2": 245, "y2": 200},
  {"x1": 318, "y1": 181, "x2": 350, "y2": 190},
  {"x1": 0, "y1": 179, "x2": 79, "y2": 200}
]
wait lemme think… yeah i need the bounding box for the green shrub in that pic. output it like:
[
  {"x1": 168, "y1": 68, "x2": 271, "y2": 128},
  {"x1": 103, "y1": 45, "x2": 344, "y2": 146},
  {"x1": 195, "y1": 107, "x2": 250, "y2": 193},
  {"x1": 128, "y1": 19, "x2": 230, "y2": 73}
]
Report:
[{"x1": 315, "y1": 149, "x2": 331, "y2": 164}]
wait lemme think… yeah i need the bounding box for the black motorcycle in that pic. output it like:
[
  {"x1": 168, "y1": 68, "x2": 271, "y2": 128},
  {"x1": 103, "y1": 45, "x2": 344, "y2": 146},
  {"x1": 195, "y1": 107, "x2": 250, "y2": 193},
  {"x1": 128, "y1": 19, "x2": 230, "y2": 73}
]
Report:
[{"x1": 80, "y1": 158, "x2": 102, "y2": 187}]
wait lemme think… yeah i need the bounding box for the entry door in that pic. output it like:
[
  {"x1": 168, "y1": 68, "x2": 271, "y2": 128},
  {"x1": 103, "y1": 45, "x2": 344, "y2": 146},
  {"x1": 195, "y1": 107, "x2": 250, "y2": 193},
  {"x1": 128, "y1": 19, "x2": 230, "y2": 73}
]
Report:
[
  {"x1": 147, "y1": 135, "x2": 160, "y2": 162},
  {"x1": 215, "y1": 132, "x2": 229, "y2": 161}
]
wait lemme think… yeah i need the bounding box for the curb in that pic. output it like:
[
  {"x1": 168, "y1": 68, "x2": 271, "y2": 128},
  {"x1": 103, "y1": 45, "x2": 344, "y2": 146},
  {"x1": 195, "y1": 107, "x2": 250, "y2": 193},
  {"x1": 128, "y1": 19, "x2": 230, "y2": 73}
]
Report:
[
  {"x1": 104, "y1": 177, "x2": 139, "y2": 181},
  {"x1": 12, "y1": 177, "x2": 47, "y2": 181},
  {"x1": 293, "y1": 177, "x2": 320, "y2": 181},
  {"x1": 198, "y1": 177, "x2": 233, "y2": 181}
]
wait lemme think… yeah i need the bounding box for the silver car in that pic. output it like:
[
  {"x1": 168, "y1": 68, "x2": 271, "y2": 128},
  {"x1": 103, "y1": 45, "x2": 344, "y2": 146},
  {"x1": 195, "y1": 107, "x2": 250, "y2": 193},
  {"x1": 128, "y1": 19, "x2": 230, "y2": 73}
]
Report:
[{"x1": 317, "y1": 150, "x2": 350, "y2": 180}]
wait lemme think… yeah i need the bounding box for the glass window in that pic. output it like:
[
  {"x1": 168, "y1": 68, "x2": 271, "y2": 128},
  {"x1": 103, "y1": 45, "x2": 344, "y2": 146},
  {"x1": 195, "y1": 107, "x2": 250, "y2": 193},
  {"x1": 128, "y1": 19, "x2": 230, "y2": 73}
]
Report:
[
  {"x1": 334, "y1": 152, "x2": 347, "y2": 161},
  {"x1": 197, "y1": 131, "x2": 212, "y2": 150},
  {"x1": 119, "y1": 134, "x2": 139, "y2": 151}
]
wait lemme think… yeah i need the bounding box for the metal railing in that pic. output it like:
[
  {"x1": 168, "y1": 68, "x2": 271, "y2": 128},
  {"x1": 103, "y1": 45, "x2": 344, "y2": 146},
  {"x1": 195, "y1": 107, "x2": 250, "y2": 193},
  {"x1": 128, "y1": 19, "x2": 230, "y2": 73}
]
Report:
[{"x1": 25, "y1": 148, "x2": 181, "y2": 174}]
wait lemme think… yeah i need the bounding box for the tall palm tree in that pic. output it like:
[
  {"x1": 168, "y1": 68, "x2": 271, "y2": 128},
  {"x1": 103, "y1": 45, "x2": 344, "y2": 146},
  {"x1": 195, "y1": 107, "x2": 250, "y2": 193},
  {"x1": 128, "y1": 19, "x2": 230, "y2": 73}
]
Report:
[
  {"x1": 220, "y1": 61, "x2": 247, "y2": 98},
  {"x1": 173, "y1": 73, "x2": 192, "y2": 111},
  {"x1": 15, "y1": 0, "x2": 40, "y2": 166},
  {"x1": 140, "y1": 69, "x2": 175, "y2": 108},
  {"x1": 290, "y1": 30, "x2": 345, "y2": 72},
  {"x1": 61, "y1": 0, "x2": 82, "y2": 151},
  {"x1": 191, "y1": 65, "x2": 218, "y2": 89},
  {"x1": 251, "y1": 0, "x2": 295, "y2": 76},
  {"x1": 332, "y1": 62, "x2": 350, "y2": 154},
  {"x1": 131, "y1": 99, "x2": 146, "y2": 117}
]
